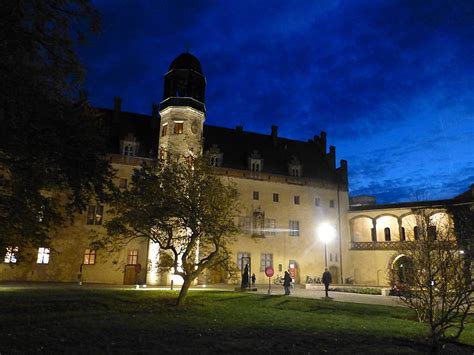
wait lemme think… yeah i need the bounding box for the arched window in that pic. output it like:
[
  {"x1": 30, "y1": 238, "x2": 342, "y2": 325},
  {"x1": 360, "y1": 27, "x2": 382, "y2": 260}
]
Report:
[
  {"x1": 371, "y1": 228, "x2": 377, "y2": 242},
  {"x1": 384, "y1": 227, "x2": 391, "y2": 241},
  {"x1": 414, "y1": 226, "x2": 419, "y2": 240},
  {"x1": 428, "y1": 226, "x2": 437, "y2": 241},
  {"x1": 400, "y1": 227, "x2": 406, "y2": 241}
]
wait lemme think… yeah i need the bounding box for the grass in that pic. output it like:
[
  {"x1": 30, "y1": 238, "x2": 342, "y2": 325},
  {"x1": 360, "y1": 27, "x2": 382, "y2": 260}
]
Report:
[{"x1": 0, "y1": 286, "x2": 472, "y2": 353}]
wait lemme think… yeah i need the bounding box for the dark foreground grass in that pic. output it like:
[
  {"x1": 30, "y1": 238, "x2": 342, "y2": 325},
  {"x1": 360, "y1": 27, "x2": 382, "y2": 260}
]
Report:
[{"x1": 0, "y1": 286, "x2": 472, "y2": 354}]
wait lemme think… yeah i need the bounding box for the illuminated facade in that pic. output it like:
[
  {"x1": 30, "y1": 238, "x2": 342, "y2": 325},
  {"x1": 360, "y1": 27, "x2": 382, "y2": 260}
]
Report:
[{"x1": 0, "y1": 53, "x2": 471, "y2": 287}]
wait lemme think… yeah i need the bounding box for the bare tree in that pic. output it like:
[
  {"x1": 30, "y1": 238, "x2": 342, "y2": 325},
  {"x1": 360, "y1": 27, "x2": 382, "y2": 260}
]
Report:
[
  {"x1": 104, "y1": 156, "x2": 240, "y2": 307},
  {"x1": 392, "y1": 209, "x2": 472, "y2": 352}
]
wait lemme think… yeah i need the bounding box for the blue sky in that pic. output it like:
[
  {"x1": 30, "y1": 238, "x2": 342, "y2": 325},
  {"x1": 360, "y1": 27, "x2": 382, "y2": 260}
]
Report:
[{"x1": 79, "y1": 0, "x2": 474, "y2": 203}]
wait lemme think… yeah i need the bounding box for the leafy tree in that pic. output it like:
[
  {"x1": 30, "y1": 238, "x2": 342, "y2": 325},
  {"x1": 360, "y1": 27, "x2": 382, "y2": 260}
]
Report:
[
  {"x1": 0, "y1": 1, "x2": 114, "y2": 256},
  {"x1": 392, "y1": 209, "x2": 472, "y2": 352},
  {"x1": 105, "y1": 157, "x2": 240, "y2": 307}
]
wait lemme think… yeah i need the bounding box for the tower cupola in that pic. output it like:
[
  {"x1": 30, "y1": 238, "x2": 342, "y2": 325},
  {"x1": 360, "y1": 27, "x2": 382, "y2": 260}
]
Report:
[{"x1": 160, "y1": 52, "x2": 206, "y2": 112}]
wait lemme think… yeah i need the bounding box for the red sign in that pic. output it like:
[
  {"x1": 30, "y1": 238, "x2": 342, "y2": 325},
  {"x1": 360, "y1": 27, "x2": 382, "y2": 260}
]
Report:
[{"x1": 265, "y1": 266, "x2": 274, "y2": 277}]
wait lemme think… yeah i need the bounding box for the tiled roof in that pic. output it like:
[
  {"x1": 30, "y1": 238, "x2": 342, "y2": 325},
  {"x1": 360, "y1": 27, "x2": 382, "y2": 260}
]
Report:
[{"x1": 98, "y1": 108, "x2": 343, "y2": 184}]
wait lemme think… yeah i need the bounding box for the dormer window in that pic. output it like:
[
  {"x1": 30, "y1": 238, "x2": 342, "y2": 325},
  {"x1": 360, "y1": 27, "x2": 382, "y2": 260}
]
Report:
[
  {"x1": 121, "y1": 134, "x2": 139, "y2": 157},
  {"x1": 207, "y1": 145, "x2": 223, "y2": 167},
  {"x1": 288, "y1": 156, "x2": 302, "y2": 177},
  {"x1": 248, "y1": 150, "x2": 263, "y2": 172}
]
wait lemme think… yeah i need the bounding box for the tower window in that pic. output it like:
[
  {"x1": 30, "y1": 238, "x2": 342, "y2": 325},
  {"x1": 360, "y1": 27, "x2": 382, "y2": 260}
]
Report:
[
  {"x1": 174, "y1": 122, "x2": 184, "y2": 134},
  {"x1": 294, "y1": 196, "x2": 300, "y2": 205},
  {"x1": 329, "y1": 200, "x2": 335, "y2": 208},
  {"x1": 384, "y1": 227, "x2": 391, "y2": 241},
  {"x1": 161, "y1": 123, "x2": 168, "y2": 137},
  {"x1": 273, "y1": 193, "x2": 279, "y2": 202},
  {"x1": 253, "y1": 191, "x2": 259, "y2": 200},
  {"x1": 400, "y1": 227, "x2": 406, "y2": 241},
  {"x1": 315, "y1": 197, "x2": 320, "y2": 207}
]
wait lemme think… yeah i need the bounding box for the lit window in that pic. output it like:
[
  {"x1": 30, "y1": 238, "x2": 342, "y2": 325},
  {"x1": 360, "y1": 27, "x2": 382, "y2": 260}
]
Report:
[
  {"x1": 127, "y1": 250, "x2": 138, "y2": 265},
  {"x1": 86, "y1": 205, "x2": 103, "y2": 225},
  {"x1": 4, "y1": 246, "x2": 18, "y2": 264},
  {"x1": 253, "y1": 191, "x2": 259, "y2": 200},
  {"x1": 174, "y1": 122, "x2": 184, "y2": 134},
  {"x1": 37, "y1": 247, "x2": 50, "y2": 264},
  {"x1": 161, "y1": 123, "x2": 168, "y2": 137},
  {"x1": 119, "y1": 178, "x2": 128, "y2": 189},
  {"x1": 384, "y1": 227, "x2": 391, "y2": 241},
  {"x1": 294, "y1": 196, "x2": 300, "y2": 205},
  {"x1": 315, "y1": 198, "x2": 320, "y2": 207},
  {"x1": 273, "y1": 193, "x2": 279, "y2": 202},
  {"x1": 83, "y1": 249, "x2": 96, "y2": 265},
  {"x1": 260, "y1": 253, "x2": 273, "y2": 271},
  {"x1": 329, "y1": 200, "x2": 335, "y2": 208},
  {"x1": 289, "y1": 220, "x2": 300, "y2": 236}
]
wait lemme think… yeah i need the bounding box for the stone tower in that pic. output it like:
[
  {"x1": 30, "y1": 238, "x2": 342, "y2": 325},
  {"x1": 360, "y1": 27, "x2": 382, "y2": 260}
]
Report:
[{"x1": 158, "y1": 52, "x2": 206, "y2": 160}]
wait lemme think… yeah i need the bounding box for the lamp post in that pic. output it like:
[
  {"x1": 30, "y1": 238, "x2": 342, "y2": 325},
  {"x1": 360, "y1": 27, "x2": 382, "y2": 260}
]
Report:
[{"x1": 318, "y1": 223, "x2": 336, "y2": 268}]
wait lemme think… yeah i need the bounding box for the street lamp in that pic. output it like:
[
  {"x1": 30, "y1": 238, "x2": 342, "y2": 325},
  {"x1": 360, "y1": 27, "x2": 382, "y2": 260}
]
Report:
[{"x1": 318, "y1": 223, "x2": 336, "y2": 268}]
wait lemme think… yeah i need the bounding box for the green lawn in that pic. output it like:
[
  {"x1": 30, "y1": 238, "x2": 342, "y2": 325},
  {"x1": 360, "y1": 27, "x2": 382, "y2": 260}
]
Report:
[{"x1": 0, "y1": 286, "x2": 472, "y2": 353}]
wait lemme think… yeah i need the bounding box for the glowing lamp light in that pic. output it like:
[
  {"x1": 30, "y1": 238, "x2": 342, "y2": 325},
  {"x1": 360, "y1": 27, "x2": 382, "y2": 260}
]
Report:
[{"x1": 318, "y1": 223, "x2": 336, "y2": 244}]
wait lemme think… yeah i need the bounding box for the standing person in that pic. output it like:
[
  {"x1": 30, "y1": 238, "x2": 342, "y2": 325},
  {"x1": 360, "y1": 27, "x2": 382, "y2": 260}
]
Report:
[
  {"x1": 283, "y1": 270, "x2": 292, "y2": 295},
  {"x1": 322, "y1": 268, "x2": 332, "y2": 297},
  {"x1": 241, "y1": 264, "x2": 249, "y2": 288},
  {"x1": 251, "y1": 273, "x2": 256, "y2": 288}
]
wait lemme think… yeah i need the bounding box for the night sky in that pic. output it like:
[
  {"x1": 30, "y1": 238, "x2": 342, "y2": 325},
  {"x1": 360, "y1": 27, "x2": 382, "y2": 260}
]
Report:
[{"x1": 79, "y1": 0, "x2": 474, "y2": 203}]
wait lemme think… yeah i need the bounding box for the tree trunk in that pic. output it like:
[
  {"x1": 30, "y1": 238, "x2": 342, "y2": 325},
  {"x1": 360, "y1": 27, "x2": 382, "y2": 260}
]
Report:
[{"x1": 176, "y1": 276, "x2": 193, "y2": 307}]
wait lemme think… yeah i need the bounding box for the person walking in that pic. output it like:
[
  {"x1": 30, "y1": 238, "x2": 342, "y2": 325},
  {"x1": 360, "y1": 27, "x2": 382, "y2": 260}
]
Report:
[
  {"x1": 322, "y1": 268, "x2": 332, "y2": 297},
  {"x1": 283, "y1": 270, "x2": 292, "y2": 295}
]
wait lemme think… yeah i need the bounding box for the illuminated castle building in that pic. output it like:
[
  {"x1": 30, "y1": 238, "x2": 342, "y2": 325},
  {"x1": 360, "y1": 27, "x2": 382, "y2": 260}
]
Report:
[{"x1": 0, "y1": 53, "x2": 471, "y2": 286}]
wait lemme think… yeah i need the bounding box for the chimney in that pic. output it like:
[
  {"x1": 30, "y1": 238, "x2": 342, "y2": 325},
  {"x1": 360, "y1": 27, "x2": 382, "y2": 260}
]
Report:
[
  {"x1": 327, "y1": 145, "x2": 336, "y2": 169},
  {"x1": 320, "y1": 131, "x2": 327, "y2": 154},
  {"x1": 338, "y1": 159, "x2": 348, "y2": 184},
  {"x1": 271, "y1": 125, "x2": 278, "y2": 146},
  {"x1": 113, "y1": 97, "x2": 122, "y2": 130},
  {"x1": 114, "y1": 96, "x2": 122, "y2": 112}
]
